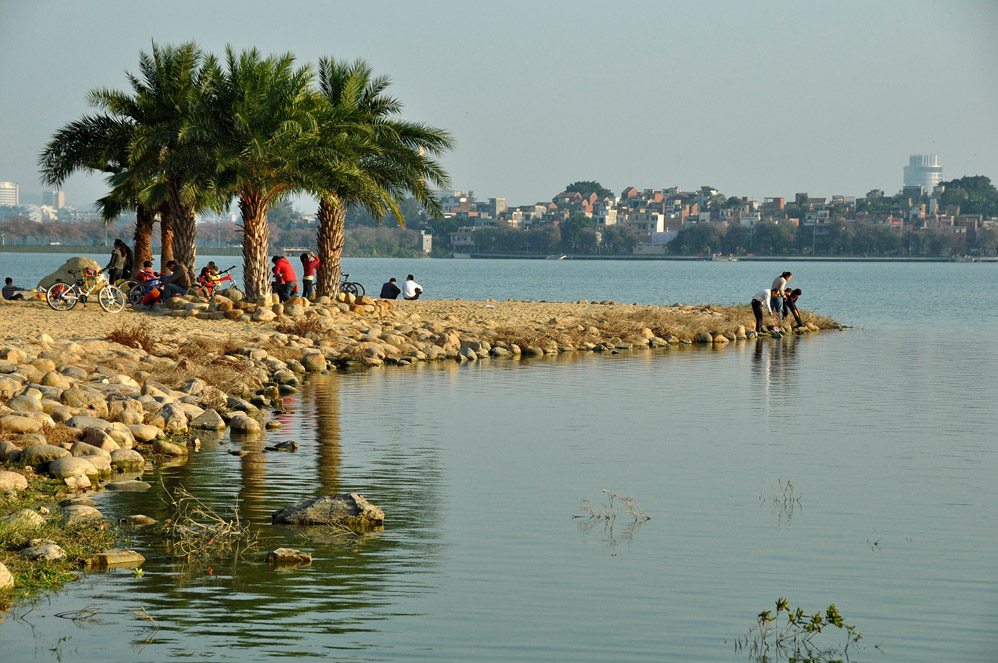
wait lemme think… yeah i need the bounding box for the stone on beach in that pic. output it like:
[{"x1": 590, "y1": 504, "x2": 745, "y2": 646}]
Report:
[
  {"x1": 48, "y1": 456, "x2": 100, "y2": 481},
  {"x1": 22, "y1": 543, "x2": 66, "y2": 561},
  {"x1": 20, "y1": 443, "x2": 70, "y2": 466},
  {"x1": 89, "y1": 548, "x2": 145, "y2": 569},
  {"x1": 190, "y1": 408, "x2": 226, "y2": 430},
  {"x1": 0, "y1": 562, "x2": 13, "y2": 590},
  {"x1": 0, "y1": 414, "x2": 43, "y2": 434},
  {"x1": 60, "y1": 504, "x2": 102, "y2": 526},
  {"x1": 0, "y1": 470, "x2": 28, "y2": 493},
  {"x1": 153, "y1": 439, "x2": 188, "y2": 456}
]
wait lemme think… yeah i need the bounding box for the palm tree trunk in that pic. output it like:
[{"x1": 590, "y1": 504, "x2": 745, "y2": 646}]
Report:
[
  {"x1": 167, "y1": 181, "x2": 198, "y2": 273},
  {"x1": 132, "y1": 205, "x2": 155, "y2": 275},
  {"x1": 316, "y1": 197, "x2": 345, "y2": 297},
  {"x1": 160, "y1": 212, "x2": 175, "y2": 265},
  {"x1": 239, "y1": 191, "x2": 271, "y2": 301}
]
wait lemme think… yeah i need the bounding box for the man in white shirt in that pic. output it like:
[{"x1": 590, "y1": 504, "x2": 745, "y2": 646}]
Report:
[
  {"x1": 402, "y1": 274, "x2": 422, "y2": 300},
  {"x1": 751, "y1": 289, "x2": 775, "y2": 333}
]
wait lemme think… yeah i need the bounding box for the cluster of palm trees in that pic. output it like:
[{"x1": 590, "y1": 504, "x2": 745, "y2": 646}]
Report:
[{"x1": 38, "y1": 42, "x2": 453, "y2": 300}]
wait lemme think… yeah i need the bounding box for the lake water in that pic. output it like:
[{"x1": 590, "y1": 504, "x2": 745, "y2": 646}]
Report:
[{"x1": 0, "y1": 254, "x2": 996, "y2": 662}]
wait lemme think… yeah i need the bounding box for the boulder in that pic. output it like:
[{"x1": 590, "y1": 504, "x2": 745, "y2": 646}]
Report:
[
  {"x1": 0, "y1": 414, "x2": 43, "y2": 434},
  {"x1": 22, "y1": 543, "x2": 66, "y2": 561},
  {"x1": 159, "y1": 402, "x2": 188, "y2": 433},
  {"x1": 301, "y1": 352, "x2": 327, "y2": 372},
  {"x1": 61, "y1": 388, "x2": 109, "y2": 416},
  {"x1": 153, "y1": 439, "x2": 188, "y2": 456},
  {"x1": 0, "y1": 562, "x2": 13, "y2": 590},
  {"x1": 20, "y1": 443, "x2": 70, "y2": 466},
  {"x1": 48, "y1": 456, "x2": 100, "y2": 480},
  {"x1": 60, "y1": 504, "x2": 102, "y2": 526},
  {"x1": 229, "y1": 413, "x2": 262, "y2": 434},
  {"x1": 272, "y1": 493, "x2": 385, "y2": 529},
  {"x1": 3, "y1": 508, "x2": 47, "y2": 530},
  {"x1": 66, "y1": 414, "x2": 113, "y2": 431},
  {"x1": 41, "y1": 371, "x2": 72, "y2": 389},
  {"x1": 190, "y1": 408, "x2": 225, "y2": 430},
  {"x1": 127, "y1": 423, "x2": 162, "y2": 442},
  {"x1": 252, "y1": 308, "x2": 276, "y2": 322},
  {"x1": 105, "y1": 479, "x2": 151, "y2": 491},
  {"x1": 8, "y1": 394, "x2": 43, "y2": 412},
  {"x1": 0, "y1": 440, "x2": 23, "y2": 462},
  {"x1": 0, "y1": 470, "x2": 28, "y2": 493},
  {"x1": 37, "y1": 256, "x2": 102, "y2": 291},
  {"x1": 110, "y1": 448, "x2": 145, "y2": 471}
]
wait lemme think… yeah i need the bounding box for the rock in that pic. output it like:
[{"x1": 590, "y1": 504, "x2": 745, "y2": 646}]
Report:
[
  {"x1": 284, "y1": 302, "x2": 305, "y2": 317},
  {"x1": 37, "y1": 256, "x2": 102, "y2": 291},
  {"x1": 62, "y1": 388, "x2": 110, "y2": 417},
  {"x1": 252, "y1": 308, "x2": 276, "y2": 322},
  {"x1": 266, "y1": 548, "x2": 312, "y2": 566},
  {"x1": 301, "y1": 352, "x2": 327, "y2": 372},
  {"x1": 60, "y1": 504, "x2": 102, "y2": 526},
  {"x1": 22, "y1": 543, "x2": 66, "y2": 561},
  {"x1": 70, "y1": 441, "x2": 111, "y2": 460},
  {"x1": 695, "y1": 331, "x2": 713, "y2": 344},
  {"x1": 0, "y1": 414, "x2": 43, "y2": 434},
  {"x1": 159, "y1": 402, "x2": 188, "y2": 433},
  {"x1": 272, "y1": 493, "x2": 385, "y2": 529},
  {"x1": 41, "y1": 371, "x2": 72, "y2": 389},
  {"x1": 129, "y1": 515, "x2": 157, "y2": 526},
  {"x1": 64, "y1": 474, "x2": 92, "y2": 490},
  {"x1": 229, "y1": 413, "x2": 262, "y2": 434},
  {"x1": 3, "y1": 508, "x2": 46, "y2": 530},
  {"x1": 81, "y1": 427, "x2": 116, "y2": 449},
  {"x1": 0, "y1": 440, "x2": 22, "y2": 462},
  {"x1": 66, "y1": 414, "x2": 113, "y2": 431},
  {"x1": 153, "y1": 439, "x2": 188, "y2": 456},
  {"x1": 0, "y1": 562, "x2": 12, "y2": 590},
  {"x1": 110, "y1": 448, "x2": 145, "y2": 471},
  {"x1": 48, "y1": 456, "x2": 99, "y2": 480},
  {"x1": 190, "y1": 408, "x2": 225, "y2": 430},
  {"x1": 89, "y1": 548, "x2": 145, "y2": 569},
  {"x1": 0, "y1": 470, "x2": 28, "y2": 493},
  {"x1": 265, "y1": 440, "x2": 298, "y2": 452},
  {"x1": 20, "y1": 443, "x2": 71, "y2": 466},
  {"x1": 105, "y1": 479, "x2": 152, "y2": 491},
  {"x1": 459, "y1": 347, "x2": 478, "y2": 361},
  {"x1": 8, "y1": 394, "x2": 43, "y2": 412},
  {"x1": 712, "y1": 334, "x2": 729, "y2": 344},
  {"x1": 127, "y1": 423, "x2": 162, "y2": 442}
]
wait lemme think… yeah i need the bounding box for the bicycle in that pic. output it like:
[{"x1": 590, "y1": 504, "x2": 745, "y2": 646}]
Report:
[
  {"x1": 127, "y1": 277, "x2": 164, "y2": 307},
  {"x1": 46, "y1": 268, "x2": 126, "y2": 313},
  {"x1": 340, "y1": 273, "x2": 365, "y2": 297},
  {"x1": 191, "y1": 265, "x2": 236, "y2": 298}
]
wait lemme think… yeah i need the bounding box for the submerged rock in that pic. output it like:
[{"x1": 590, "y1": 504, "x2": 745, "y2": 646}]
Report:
[
  {"x1": 272, "y1": 493, "x2": 385, "y2": 529},
  {"x1": 89, "y1": 548, "x2": 145, "y2": 569},
  {"x1": 266, "y1": 547, "x2": 312, "y2": 566}
]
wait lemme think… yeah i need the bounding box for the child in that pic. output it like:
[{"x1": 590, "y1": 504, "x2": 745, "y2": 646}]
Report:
[
  {"x1": 135, "y1": 261, "x2": 157, "y2": 282},
  {"x1": 2, "y1": 277, "x2": 25, "y2": 301},
  {"x1": 300, "y1": 252, "x2": 320, "y2": 300}
]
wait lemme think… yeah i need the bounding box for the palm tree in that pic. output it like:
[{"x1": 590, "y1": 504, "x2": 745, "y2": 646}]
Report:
[
  {"x1": 311, "y1": 58, "x2": 453, "y2": 297},
  {"x1": 90, "y1": 41, "x2": 219, "y2": 275},
  {"x1": 200, "y1": 47, "x2": 320, "y2": 300}
]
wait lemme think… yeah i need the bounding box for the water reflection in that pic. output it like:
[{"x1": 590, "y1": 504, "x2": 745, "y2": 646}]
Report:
[{"x1": 751, "y1": 335, "x2": 801, "y2": 410}]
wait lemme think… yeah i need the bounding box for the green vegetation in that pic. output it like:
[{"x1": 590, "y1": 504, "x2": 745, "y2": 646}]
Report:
[
  {"x1": 735, "y1": 598, "x2": 863, "y2": 661},
  {"x1": 938, "y1": 175, "x2": 998, "y2": 216},
  {"x1": 0, "y1": 475, "x2": 118, "y2": 612},
  {"x1": 564, "y1": 180, "x2": 613, "y2": 199}
]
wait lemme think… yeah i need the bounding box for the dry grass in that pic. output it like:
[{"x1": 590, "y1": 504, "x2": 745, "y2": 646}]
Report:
[
  {"x1": 159, "y1": 484, "x2": 256, "y2": 559},
  {"x1": 107, "y1": 324, "x2": 156, "y2": 353},
  {"x1": 275, "y1": 317, "x2": 328, "y2": 338},
  {"x1": 143, "y1": 335, "x2": 263, "y2": 395}
]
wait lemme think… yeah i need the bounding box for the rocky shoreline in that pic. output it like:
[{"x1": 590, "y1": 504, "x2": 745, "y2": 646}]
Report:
[{"x1": 0, "y1": 291, "x2": 840, "y2": 607}]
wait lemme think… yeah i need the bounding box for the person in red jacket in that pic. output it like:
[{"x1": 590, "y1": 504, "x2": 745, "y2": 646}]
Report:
[
  {"x1": 299, "y1": 252, "x2": 320, "y2": 300},
  {"x1": 271, "y1": 255, "x2": 299, "y2": 302}
]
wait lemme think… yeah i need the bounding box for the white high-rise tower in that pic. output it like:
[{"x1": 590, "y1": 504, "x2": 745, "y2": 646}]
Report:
[
  {"x1": 0, "y1": 181, "x2": 18, "y2": 206},
  {"x1": 903, "y1": 154, "x2": 942, "y2": 195}
]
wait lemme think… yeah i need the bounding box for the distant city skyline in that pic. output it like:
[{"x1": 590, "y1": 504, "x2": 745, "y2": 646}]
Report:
[{"x1": 1, "y1": 0, "x2": 995, "y2": 210}]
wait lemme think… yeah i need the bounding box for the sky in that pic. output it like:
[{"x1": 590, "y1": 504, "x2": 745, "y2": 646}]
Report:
[{"x1": 1, "y1": 0, "x2": 996, "y2": 211}]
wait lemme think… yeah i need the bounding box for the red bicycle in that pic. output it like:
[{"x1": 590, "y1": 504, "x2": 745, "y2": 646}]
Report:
[{"x1": 191, "y1": 265, "x2": 236, "y2": 298}]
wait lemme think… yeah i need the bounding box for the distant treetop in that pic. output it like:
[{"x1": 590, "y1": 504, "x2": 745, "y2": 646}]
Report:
[{"x1": 565, "y1": 180, "x2": 612, "y2": 199}]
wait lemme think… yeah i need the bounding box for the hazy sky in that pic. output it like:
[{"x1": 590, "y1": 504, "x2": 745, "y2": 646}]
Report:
[{"x1": 1, "y1": 0, "x2": 996, "y2": 210}]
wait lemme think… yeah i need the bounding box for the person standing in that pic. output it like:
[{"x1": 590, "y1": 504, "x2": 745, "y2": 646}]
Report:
[
  {"x1": 751, "y1": 288, "x2": 776, "y2": 333},
  {"x1": 104, "y1": 239, "x2": 126, "y2": 284},
  {"x1": 272, "y1": 255, "x2": 299, "y2": 302},
  {"x1": 402, "y1": 274, "x2": 422, "y2": 300},
  {"x1": 380, "y1": 277, "x2": 401, "y2": 299},
  {"x1": 771, "y1": 271, "x2": 792, "y2": 318},
  {"x1": 299, "y1": 252, "x2": 320, "y2": 300}
]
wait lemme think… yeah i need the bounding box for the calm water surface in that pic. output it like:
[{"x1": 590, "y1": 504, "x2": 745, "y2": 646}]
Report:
[{"x1": 0, "y1": 255, "x2": 995, "y2": 662}]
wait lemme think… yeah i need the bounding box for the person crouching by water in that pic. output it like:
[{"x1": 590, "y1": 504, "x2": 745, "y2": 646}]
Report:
[
  {"x1": 300, "y1": 252, "x2": 320, "y2": 300},
  {"x1": 3, "y1": 277, "x2": 26, "y2": 301},
  {"x1": 784, "y1": 288, "x2": 804, "y2": 327},
  {"x1": 380, "y1": 277, "x2": 401, "y2": 299},
  {"x1": 751, "y1": 288, "x2": 776, "y2": 333},
  {"x1": 402, "y1": 274, "x2": 422, "y2": 300},
  {"x1": 272, "y1": 255, "x2": 298, "y2": 303}
]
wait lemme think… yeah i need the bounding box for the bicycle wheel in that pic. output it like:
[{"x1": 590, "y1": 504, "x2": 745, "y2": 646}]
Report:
[
  {"x1": 46, "y1": 282, "x2": 78, "y2": 311},
  {"x1": 99, "y1": 285, "x2": 126, "y2": 313},
  {"x1": 128, "y1": 284, "x2": 147, "y2": 307},
  {"x1": 342, "y1": 281, "x2": 361, "y2": 297}
]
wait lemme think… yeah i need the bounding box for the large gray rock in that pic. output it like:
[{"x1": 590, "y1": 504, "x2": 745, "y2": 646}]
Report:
[
  {"x1": 37, "y1": 256, "x2": 102, "y2": 291},
  {"x1": 48, "y1": 456, "x2": 99, "y2": 480},
  {"x1": 20, "y1": 443, "x2": 70, "y2": 466},
  {"x1": 89, "y1": 548, "x2": 144, "y2": 569},
  {"x1": 127, "y1": 423, "x2": 162, "y2": 442},
  {"x1": 8, "y1": 394, "x2": 43, "y2": 412},
  {"x1": 22, "y1": 543, "x2": 66, "y2": 561},
  {"x1": 110, "y1": 448, "x2": 145, "y2": 471},
  {"x1": 229, "y1": 413, "x2": 261, "y2": 434},
  {"x1": 2, "y1": 508, "x2": 46, "y2": 530},
  {"x1": 71, "y1": 441, "x2": 111, "y2": 460},
  {"x1": 0, "y1": 440, "x2": 22, "y2": 462},
  {"x1": 159, "y1": 402, "x2": 188, "y2": 433},
  {"x1": 66, "y1": 414, "x2": 113, "y2": 431},
  {"x1": 272, "y1": 493, "x2": 385, "y2": 529},
  {"x1": 266, "y1": 548, "x2": 312, "y2": 566},
  {"x1": 60, "y1": 504, "x2": 102, "y2": 525},
  {"x1": 153, "y1": 439, "x2": 188, "y2": 456},
  {"x1": 0, "y1": 562, "x2": 12, "y2": 590},
  {"x1": 61, "y1": 388, "x2": 109, "y2": 417}
]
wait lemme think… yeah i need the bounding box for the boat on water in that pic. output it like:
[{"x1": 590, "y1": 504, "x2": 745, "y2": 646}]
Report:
[{"x1": 546, "y1": 254, "x2": 568, "y2": 260}]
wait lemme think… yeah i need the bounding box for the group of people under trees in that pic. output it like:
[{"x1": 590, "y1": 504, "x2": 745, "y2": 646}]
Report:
[{"x1": 751, "y1": 270, "x2": 803, "y2": 333}]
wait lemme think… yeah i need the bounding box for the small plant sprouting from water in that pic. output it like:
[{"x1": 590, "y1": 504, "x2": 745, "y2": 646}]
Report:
[
  {"x1": 574, "y1": 489, "x2": 650, "y2": 522},
  {"x1": 159, "y1": 484, "x2": 257, "y2": 559},
  {"x1": 760, "y1": 478, "x2": 802, "y2": 523},
  {"x1": 734, "y1": 598, "x2": 863, "y2": 661}
]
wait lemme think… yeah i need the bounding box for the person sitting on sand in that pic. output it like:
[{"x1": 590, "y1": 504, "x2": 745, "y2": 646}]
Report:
[
  {"x1": 161, "y1": 260, "x2": 191, "y2": 298},
  {"x1": 784, "y1": 288, "x2": 804, "y2": 327},
  {"x1": 2, "y1": 277, "x2": 26, "y2": 301},
  {"x1": 751, "y1": 288, "x2": 776, "y2": 333},
  {"x1": 380, "y1": 277, "x2": 401, "y2": 299},
  {"x1": 402, "y1": 274, "x2": 422, "y2": 300}
]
